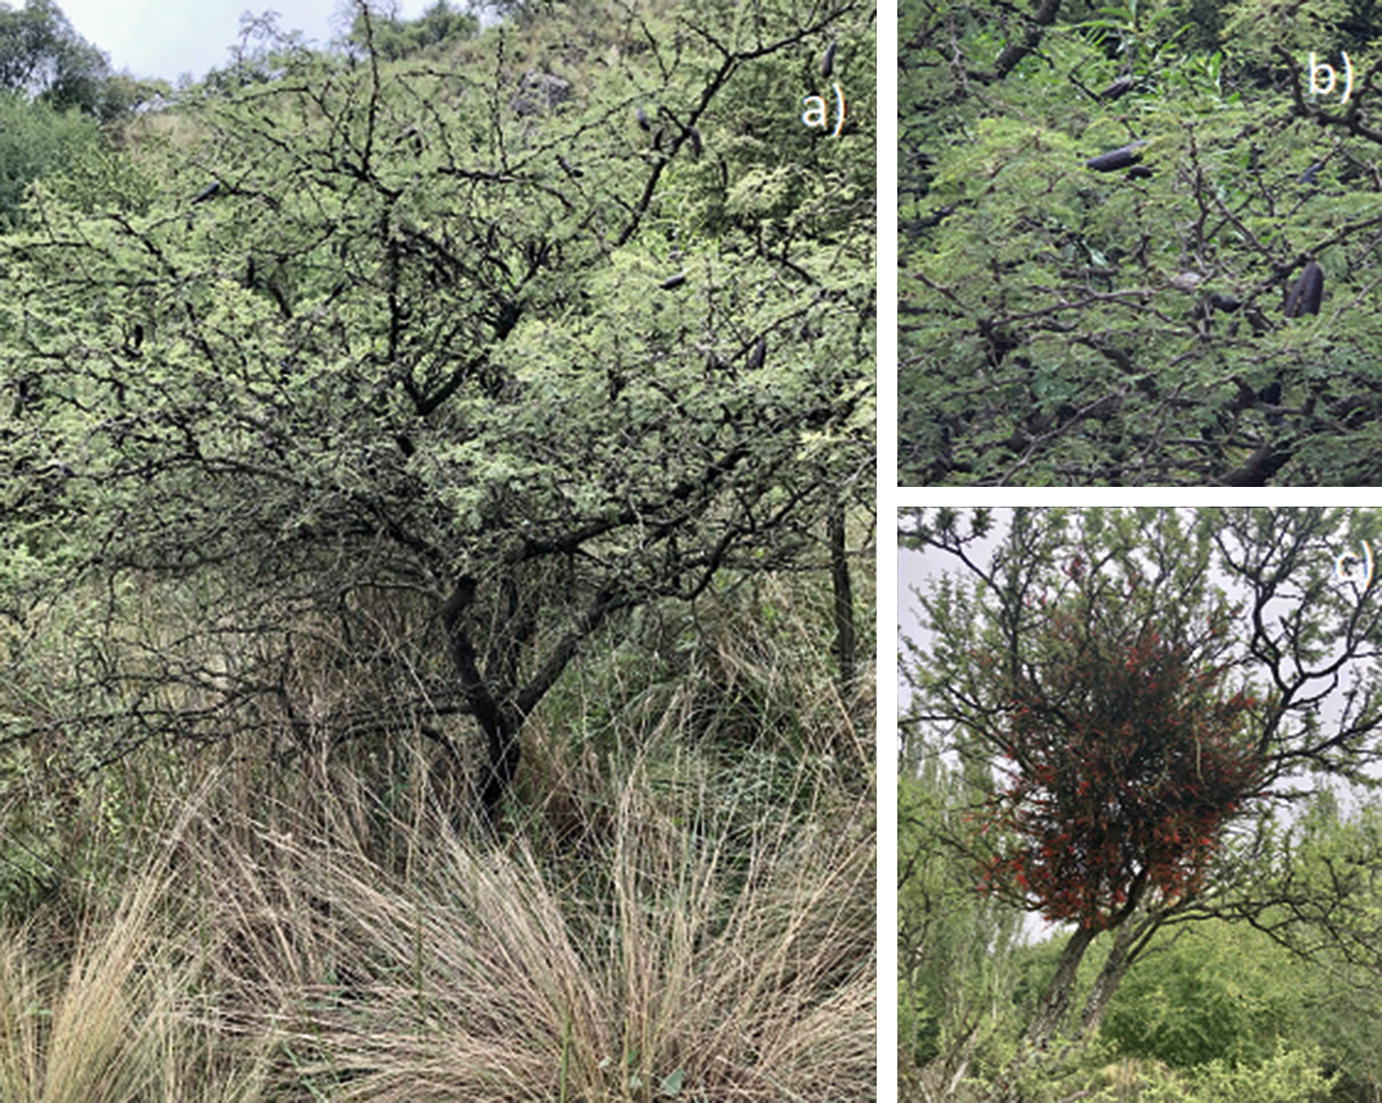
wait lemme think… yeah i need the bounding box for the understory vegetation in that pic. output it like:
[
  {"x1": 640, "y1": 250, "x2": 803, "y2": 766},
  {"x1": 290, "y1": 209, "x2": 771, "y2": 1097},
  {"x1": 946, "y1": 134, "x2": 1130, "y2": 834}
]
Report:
[{"x1": 1, "y1": 569, "x2": 875, "y2": 1101}]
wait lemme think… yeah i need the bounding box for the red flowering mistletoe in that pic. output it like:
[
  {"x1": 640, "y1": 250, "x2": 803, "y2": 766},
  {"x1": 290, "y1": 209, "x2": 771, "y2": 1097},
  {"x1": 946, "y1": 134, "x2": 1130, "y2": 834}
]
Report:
[{"x1": 979, "y1": 615, "x2": 1264, "y2": 931}]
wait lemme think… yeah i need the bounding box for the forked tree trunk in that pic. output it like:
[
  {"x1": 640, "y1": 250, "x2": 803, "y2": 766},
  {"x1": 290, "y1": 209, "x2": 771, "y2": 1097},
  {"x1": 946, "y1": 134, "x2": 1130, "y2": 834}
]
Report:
[
  {"x1": 438, "y1": 575, "x2": 619, "y2": 826},
  {"x1": 990, "y1": 924, "x2": 1101, "y2": 1102},
  {"x1": 1026, "y1": 868, "x2": 1150, "y2": 1048},
  {"x1": 999, "y1": 881, "x2": 1158, "y2": 1101},
  {"x1": 440, "y1": 578, "x2": 523, "y2": 827}
]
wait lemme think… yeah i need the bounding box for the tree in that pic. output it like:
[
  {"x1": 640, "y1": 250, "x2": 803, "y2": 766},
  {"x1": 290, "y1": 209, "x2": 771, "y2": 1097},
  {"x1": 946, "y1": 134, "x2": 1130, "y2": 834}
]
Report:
[
  {"x1": 1102, "y1": 919, "x2": 1319, "y2": 1070},
  {"x1": 0, "y1": 0, "x2": 110, "y2": 113},
  {"x1": 900, "y1": 507, "x2": 1382, "y2": 1066},
  {"x1": 899, "y1": 746, "x2": 1027, "y2": 1097},
  {"x1": 345, "y1": 0, "x2": 478, "y2": 60},
  {"x1": 0, "y1": 0, "x2": 873, "y2": 824},
  {"x1": 900, "y1": 0, "x2": 1382, "y2": 485}
]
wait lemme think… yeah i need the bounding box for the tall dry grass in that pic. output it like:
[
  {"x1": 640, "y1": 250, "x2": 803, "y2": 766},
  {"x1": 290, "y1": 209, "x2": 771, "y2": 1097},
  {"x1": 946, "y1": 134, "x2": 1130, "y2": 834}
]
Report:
[
  {"x1": 0, "y1": 821, "x2": 273, "y2": 1103},
  {"x1": 174, "y1": 745, "x2": 873, "y2": 1102},
  {"x1": 0, "y1": 750, "x2": 872, "y2": 1103},
  {"x1": 0, "y1": 560, "x2": 875, "y2": 1100}
]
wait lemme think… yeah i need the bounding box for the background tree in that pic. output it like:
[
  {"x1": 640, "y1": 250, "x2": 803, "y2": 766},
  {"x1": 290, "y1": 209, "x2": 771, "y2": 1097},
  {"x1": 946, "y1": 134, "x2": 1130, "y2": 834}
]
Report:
[
  {"x1": 0, "y1": 0, "x2": 109, "y2": 113},
  {"x1": 0, "y1": 1, "x2": 166, "y2": 226},
  {"x1": 901, "y1": 0, "x2": 1382, "y2": 485},
  {"x1": 346, "y1": 0, "x2": 478, "y2": 60},
  {"x1": 0, "y1": 0, "x2": 873, "y2": 824},
  {"x1": 899, "y1": 745, "x2": 1027, "y2": 1098},
  {"x1": 900, "y1": 507, "x2": 1382, "y2": 1085}
]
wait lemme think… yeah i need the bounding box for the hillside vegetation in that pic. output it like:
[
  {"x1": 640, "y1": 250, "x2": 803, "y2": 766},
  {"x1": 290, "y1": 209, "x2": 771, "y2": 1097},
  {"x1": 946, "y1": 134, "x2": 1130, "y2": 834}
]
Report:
[{"x1": 0, "y1": 0, "x2": 876, "y2": 1097}]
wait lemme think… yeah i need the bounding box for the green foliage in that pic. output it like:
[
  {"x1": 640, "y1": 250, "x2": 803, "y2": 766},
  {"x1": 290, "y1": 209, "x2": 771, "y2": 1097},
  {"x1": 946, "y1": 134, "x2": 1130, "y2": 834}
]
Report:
[
  {"x1": 901, "y1": 0, "x2": 1382, "y2": 484},
  {"x1": 0, "y1": 0, "x2": 871, "y2": 819},
  {"x1": 899, "y1": 752, "x2": 1025, "y2": 1074},
  {"x1": 346, "y1": 0, "x2": 479, "y2": 60},
  {"x1": 0, "y1": 0, "x2": 109, "y2": 114},
  {"x1": 0, "y1": 90, "x2": 98, "y2": 226},
  {"x1": 1093, "y1": 1044, "x2": 1338, "y2": 1103},
  {"x1": 1101, "y1": 923, "x2": 1311, "y2": 1068}
]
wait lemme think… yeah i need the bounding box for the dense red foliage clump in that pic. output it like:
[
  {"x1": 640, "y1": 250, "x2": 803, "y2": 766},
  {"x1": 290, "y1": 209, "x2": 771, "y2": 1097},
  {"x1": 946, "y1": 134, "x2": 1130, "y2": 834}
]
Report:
[{"x1": 980, "y1": 613, "x2": 1263, "y2": 931}]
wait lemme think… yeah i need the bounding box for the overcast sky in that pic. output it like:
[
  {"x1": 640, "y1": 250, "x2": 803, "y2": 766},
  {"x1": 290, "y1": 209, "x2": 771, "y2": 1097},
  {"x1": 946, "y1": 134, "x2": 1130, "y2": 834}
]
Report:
[{"x1": 59, "y1": 1, "x2": 439, "y2": 85}]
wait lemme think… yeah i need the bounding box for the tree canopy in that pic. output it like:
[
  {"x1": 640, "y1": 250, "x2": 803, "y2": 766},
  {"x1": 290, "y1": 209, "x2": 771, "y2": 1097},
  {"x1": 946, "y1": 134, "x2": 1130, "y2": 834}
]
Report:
[
  {"x1": 0, "y1": 88, "x2": 99, "y2": 226},
  {"x1": 0, "y1": 0, "x2": 874, "y2": 823},
  {"x1": 346, "y1": 0, "x2": 479, "y2": 60},
  {"x1": 0, "y1": 0, "x2": 108, "y2": 113},
  {"x1": 901, "y1": 0, "x2": 1382, "y2": 485},
  {"x1": 980, "y1": 613, "x2": 1263, "y2": 934},
  {"x1": 900, "y1": 507, "x2": 1382, "y2": 1089}
]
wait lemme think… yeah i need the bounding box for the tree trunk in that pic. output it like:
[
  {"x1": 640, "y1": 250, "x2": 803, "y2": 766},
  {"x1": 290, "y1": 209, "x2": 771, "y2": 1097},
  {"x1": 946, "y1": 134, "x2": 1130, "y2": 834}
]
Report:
[
  {"x1": 990, "y1": 924, "x2": 1100, "y2": 1103},
  {"x1": 438, "y1": 577, "x2": 619, "y2": 826},
  {"x1": 828, "y1": 506, "x2": 856, "y2": 691},
  {"x1": 1024, "y1": 922, "x2": 1098, "y2": 1049},
  {"x1": 440, "y1": 578, "x2": 522, "y2": 826},
  {"x1": 1079, "y1": 914, "x2": 1141, "y2": 1036},
  {"x1": 999, "y1": 888, "x2": 1159, "y2": 1101}
]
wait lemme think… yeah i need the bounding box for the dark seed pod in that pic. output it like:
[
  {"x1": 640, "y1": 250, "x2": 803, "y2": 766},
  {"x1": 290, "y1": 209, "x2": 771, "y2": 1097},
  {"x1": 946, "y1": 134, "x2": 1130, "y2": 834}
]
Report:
[
  {"x1": 191, "y1": 180, "x2": 222, "y2": 203},
  {"x1": 1099, "y1": 76, "x2": 1137, "y2": 101},
  {"x1": 1126, "y1": 164, "x2": 1155, "y2": 180},
  {"x1": 1085, "y1": 141, "x2": 1148, "y2": 172},
  {"x1": 820, "y1": 40, "x2": 837, "y2": 78},
  {"x1": 659, "y1": 272, "x2": 687, "y2": 290},
  {"x1": 1297, "y1": 161, "x2": 1323, "y2": 185},
  {"x1": 1284, "y1": 260, "x2": 1324, "y2": 317},
  {"x1": 636, "y1": 106, "x2": 651, "y2": 132},
  {"x1": 685, "y1": 124, "x2": 703, "y2": 159},
  {"x1": 747, "y1": 335, "x2": 767, "y2": 372},
  {"x1": 705, "y1": 351, "x2": 730, "y2": 377}
]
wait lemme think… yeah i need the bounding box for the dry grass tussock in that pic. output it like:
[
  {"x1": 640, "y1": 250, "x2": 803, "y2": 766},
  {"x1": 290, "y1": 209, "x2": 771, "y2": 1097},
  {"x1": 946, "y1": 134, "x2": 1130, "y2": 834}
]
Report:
[
  {"x1": 192, "y1": 751, "x2": 874, "y2": 1101},
  {"x1": 0, "y1": 807, "x2": 273, "y2": 1103},
  {"x1": 0, "y1": 744, "x2": 873, "y2": 1102}
]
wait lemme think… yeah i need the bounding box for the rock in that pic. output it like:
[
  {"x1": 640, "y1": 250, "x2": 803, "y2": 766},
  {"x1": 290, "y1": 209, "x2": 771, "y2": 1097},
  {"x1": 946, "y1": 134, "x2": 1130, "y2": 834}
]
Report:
[{"x1": 510, "y1": 70, "x2": 572, "y2": 116}]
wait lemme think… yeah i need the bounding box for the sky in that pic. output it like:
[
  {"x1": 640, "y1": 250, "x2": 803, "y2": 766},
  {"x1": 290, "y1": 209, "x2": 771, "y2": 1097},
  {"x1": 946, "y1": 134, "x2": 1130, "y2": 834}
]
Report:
[{"x1": 59, "y1": 1, "x2": 440, "y2": 85}]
